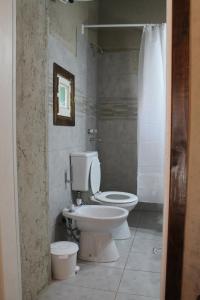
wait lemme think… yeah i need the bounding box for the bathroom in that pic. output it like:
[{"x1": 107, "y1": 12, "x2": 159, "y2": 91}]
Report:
[{"x1": 16, "y1": 0, "x2": 166, "y2": 299}]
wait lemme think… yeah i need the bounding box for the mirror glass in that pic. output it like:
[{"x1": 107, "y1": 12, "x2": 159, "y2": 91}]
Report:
[
  {"x1": 57, "y1": 75, "x2": 71, "y2": 117},
  {"x1": 53, "y1": 63, "x2": 75, "y2": 126}
]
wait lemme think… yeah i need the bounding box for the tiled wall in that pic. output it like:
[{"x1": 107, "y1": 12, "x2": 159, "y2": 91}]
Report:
[
  {"x1": 97, "y1": 51, "x2": 139, "y2": 193},
  {"x1": 48, "y1": 33, "x2": 97, "y2": 242}
]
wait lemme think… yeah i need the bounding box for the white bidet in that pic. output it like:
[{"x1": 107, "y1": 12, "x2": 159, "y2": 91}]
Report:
[{"x1": 63, "y1": 205, "x2": 128, "y2": 263}]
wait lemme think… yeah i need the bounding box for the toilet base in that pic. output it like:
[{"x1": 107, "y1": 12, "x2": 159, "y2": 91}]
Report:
[
  {"x1": 79, "y1": 231, "x2": 119, "y2": 262},
  {"x1": 111, "y1": 220, "x2": 131, "y2": 240}
]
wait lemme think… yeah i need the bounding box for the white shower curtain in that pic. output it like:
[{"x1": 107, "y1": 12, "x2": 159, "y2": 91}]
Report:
[{"x1": 137, "y1": 24, "x2": 166, "y2": 203}]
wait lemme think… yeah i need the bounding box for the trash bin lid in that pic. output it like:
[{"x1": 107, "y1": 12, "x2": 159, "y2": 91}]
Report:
[{"x1": 51, "y1": 241, "x2": 79, "y2": 256}]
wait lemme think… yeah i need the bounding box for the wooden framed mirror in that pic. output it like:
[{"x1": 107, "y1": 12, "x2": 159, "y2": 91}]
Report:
[{"x1": 53, "y1": 63, "x2": 75, "y2": 126}]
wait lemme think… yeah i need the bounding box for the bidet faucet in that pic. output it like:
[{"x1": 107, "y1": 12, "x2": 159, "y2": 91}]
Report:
[
  {"x1": 68, "y1": 203, "x2": 75, "y2": 212},
  {"x1": 76, "y1": 192, "x2": 84, "y2": 206}
]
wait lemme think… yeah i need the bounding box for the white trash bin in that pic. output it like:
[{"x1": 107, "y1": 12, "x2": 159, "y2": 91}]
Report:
[{"x1": 51, "y1": 241, "x2": 79, "y2": 280}]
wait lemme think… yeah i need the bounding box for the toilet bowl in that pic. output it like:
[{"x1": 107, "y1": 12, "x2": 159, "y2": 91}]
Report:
[
  {"x1": 63, "y1": 205, "x2": 128, "y2": 262},
  {"x1": 71, "y1": 151, "x2": 138, "y2": 239}
]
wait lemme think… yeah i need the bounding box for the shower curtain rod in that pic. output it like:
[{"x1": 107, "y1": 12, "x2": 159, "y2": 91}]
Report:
[{"x1": 81, "y1": 23, "x2": 159, "y2": 34}]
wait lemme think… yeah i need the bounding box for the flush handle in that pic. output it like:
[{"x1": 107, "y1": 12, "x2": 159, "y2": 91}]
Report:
[{"x1": 65, "y1": 166, "x2": 73, "y2": 184}]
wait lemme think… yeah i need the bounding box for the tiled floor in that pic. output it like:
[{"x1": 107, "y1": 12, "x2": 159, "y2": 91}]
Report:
[{"x1": 39, "y1": 211, "x2": 163, "y2": 300}]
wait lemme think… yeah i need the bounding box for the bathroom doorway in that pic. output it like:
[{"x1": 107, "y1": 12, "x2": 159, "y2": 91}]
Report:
[
  {"x1": 45, "y1": 0, "x2": 167, "y2": 299},
  {"x1": 44, "y1": 0, "x2": 190, "y2": 298}
]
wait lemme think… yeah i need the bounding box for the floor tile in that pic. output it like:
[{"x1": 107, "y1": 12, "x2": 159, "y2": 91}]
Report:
[
  {"x1": 127, "y1": 211, "x2": 141, "y2": 228},
  {"x1": 38, "y1": 281, "x2": 60, "y2": 300},
  {"x1": 115, "y1": 228, "x2": 136, "y2": 252},
  {"x1": 131, "y1": 236, "x2": 162, "y2": 254},
  {"x1": 139, "y1": 212, "x2": 163, "y2": 231},
  {"x1": 135, "y1": 228, "x2": 162, "y2": 241},
  {"x1": 66, "y1": 263, "x2": 123, "y2": 292},
  {"x1": 130, "y1": 227, "x2": 137, "y2": 238},
  {"x1": 116, "y1": 292, "x2": 159, "y2": 300},
  {"x1": 126, "y1": 250, "x2": 161, "y2": 272},
  {"x1": 136, "y1": 202, "x2": 163, "y2": 212},
  {"x1": 39, "y1": 220, "x2": 162, "y2": 300},
  {"x1": 38, "y1": 284, "x2": 115, "y2": 300},
  {"x1": 119, "y1": 270, "x2": 160, "y2": 298}
]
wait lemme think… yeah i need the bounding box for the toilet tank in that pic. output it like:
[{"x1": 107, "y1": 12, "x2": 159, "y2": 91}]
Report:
[{"x1": 71, "y1": 151, "x2": 98, "y2": 191}]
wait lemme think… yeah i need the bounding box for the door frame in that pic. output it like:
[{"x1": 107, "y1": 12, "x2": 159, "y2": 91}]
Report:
[
  {"x1": 164, "y1": 0, "x2": 190, "y2": 299},
  {"x1": 0, "y1": 0, "x2": 22, "y2": 300}
]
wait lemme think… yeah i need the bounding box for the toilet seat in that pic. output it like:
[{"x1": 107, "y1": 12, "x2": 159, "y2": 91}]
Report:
[
  {"x1": 90, "y1": 156, "x2": 101, "y2": 194},
  {"x1": 89, "y1": 158, "x2": 138, "y2": 205},
  {"x1": 95, "y1": 191, "x2": 138, "y2": 204}
]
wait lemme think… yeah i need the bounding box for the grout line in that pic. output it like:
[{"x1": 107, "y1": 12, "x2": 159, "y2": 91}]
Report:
[
  {"x1": 60, "y1": 282, "x2": 118, "y2": 294},
  {"x1": 38, "y1": 282, "x2": 119, "y2": 299},
  {"x1": 114, "y1": 222, "x2": 140, "y2": 299},
  {"x1": 121, "y1": 268, "x2": 161, "y2": 274},
  {"x1": 114, "y1": 291, "x2": 160, "y2": 299}
]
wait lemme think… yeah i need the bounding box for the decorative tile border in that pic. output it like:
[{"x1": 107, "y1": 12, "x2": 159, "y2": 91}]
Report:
[{"x1": 98, "y1": 97, "x2": 137, "y2": 120}]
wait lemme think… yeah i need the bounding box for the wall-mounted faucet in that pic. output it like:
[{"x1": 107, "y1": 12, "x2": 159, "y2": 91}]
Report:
[
  {"x1": 88, "y1": 128, "x2": 102, "y2": 142},
  {"x1": 88, "y1": 129, "x2": 97, "y2": 135}
]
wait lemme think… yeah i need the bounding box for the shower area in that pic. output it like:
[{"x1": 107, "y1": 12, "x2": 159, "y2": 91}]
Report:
[
  {"x1": 96, "y1": 24, "x2": 166, "y2": 205},
  {"x1": 97, "y1": 37, "x2": 138, "y2": 194}
]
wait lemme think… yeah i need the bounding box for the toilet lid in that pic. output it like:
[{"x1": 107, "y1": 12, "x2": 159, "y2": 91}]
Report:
[
  {"x1": 95, "y1": 191, "x2": 138, "y2": 204},
  {"x1": 90, "y1": 157, "x2": 101, "y2": 195}
]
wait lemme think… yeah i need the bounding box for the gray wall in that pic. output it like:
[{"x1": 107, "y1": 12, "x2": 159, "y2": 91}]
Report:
[
  {"x1": 98, "y1": 0, "x2": 166, "y2": 50},
  {"x1": 48, "y1": 0, "x2": 98, "y2": 242},
  {"x1": 97, "y1": 0, "x2": 166, "y2": 194},
  {"x1": 99, "y1": 0, "x2": 166, "y2": 23},
  {"x1": 98, "y1": 51, "x2": 138, "y2": 193},
  {"x1": 16, "y1": 0, "x2": 99, "y2": 298},
  {"x1": 16, "y1": 1, "x2": 49, "y2": 299}
]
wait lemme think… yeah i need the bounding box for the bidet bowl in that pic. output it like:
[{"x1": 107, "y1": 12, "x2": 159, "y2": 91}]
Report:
[
  {"x1": 63, "y1": 205, "x2": 128, "y2": 232},
  {"x1": 63, "y1": 205, "x2": 128, "y2": 262},
  {"x1": 90, "y1": 195, "x2": 138, "y2": 239}
]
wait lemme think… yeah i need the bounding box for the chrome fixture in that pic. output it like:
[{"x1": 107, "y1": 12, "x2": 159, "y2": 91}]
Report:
[
  {"x1": 88, "y1": 129, "x2": 101, "y2": 142},
  {"x1": 88, "y1": 128, "x2": 97, "y2": 134},
  {"x1": 81, "y1": 23, "x2": 161, "y2": 34}
]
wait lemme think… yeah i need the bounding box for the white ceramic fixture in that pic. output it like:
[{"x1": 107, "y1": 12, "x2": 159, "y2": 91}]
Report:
[
  {"x1": 63, "y1": 205, "x2": 128, "y2": 262},
  {"x1": 70, "y1": 151, "x2": 138, "y2": 239}
]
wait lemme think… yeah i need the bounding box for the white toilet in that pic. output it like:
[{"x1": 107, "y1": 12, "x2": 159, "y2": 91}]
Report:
[{"x1": 71, "y1": 151, "x2": 138, "y2": 239}]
